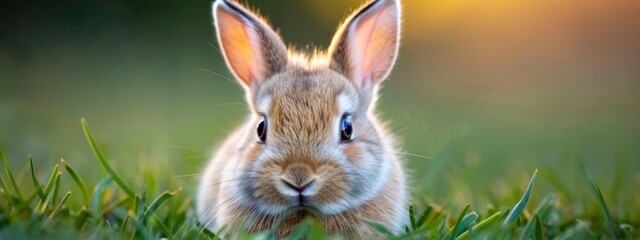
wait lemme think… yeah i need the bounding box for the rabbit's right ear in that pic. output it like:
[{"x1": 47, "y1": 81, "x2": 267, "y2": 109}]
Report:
[
  {"x1": 213, "y1": 0, "x2": 288, "y2": 89},
  {"x1": 328, "y1": 0, "x2": 400, "y2": 92}
]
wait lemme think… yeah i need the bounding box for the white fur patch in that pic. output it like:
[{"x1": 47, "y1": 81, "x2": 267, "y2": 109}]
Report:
[
  {"x1": 256, "y1": 95, "x2": 272, "y2": 114},
  {"x1": 337, "y1": 92, "x2": 357, "y2": 114}
]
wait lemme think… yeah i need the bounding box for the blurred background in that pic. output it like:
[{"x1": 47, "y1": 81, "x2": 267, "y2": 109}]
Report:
[{"x1": 1, "y1": 0, "x2": 639, "y2": 215}]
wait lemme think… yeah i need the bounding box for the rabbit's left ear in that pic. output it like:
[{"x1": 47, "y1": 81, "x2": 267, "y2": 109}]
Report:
[
  {"x1": 328, "y1": 0, "x2": 401, "y2": 90},
  {"x1": 213, "y1": 0, "x2": 288, "y2": 90}
]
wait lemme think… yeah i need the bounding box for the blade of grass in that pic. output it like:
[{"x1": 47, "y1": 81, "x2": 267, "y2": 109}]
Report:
[
  {"x1": 152, "y1": 214, "x2": 172, "y2": 237},
  {"x1": 498, "y1": 208, "x2": 511, "y2": 221},
  {"x1": 409, "y1": 205, "x2": 417, "y2": 231},
  {"x1": 119, "y1": 215, "x2": 130, "y2": 237},
  {"x1": 394, "y1": 228, "x2": 430, "y2": 240},
  {"x1": 40, "y1": 172, "x2": 61, "y2": 212},
  {"x1": 193, "y1": 220, "x2": 218, "y2": 240},
  {"x1": 446, "y1": 204, "x2": 470, "y2": 239},
  {"x1": 0, "y1": 148, "x2": 23, "y2": 200},
  {"x1": 133, "y1": 193, "x2": 140, "y2": 218},
  {"x1": 449, "y1": 211, "x2": 478, "y2": 239},
  {"x1": 364, "y1": 219, "x2": 394, "y2": 237},
  {"x1": 531, "y1": 194, "x2": 556, "y2": 221},
  {"x1": 555, "y1": 220, "x2": 593, "y2": 240},
  {"x1": 503, "y1": 170, "x2": 538, "y2": 226},
  {"x1": 81, "y1": 118, "x2": 136, "y2": 198},
  {"x1": 620, "y1": 224, "x2": 632, "y2": 240},
  {"x1": 74, "y1": 207, "x2": 91, "y2": 230},
  {"x1": 36, "y1": 164, "x2": 60, "y2": 209},
  {"x1": 90, "y1": 176, "x2": 113, "y2": 219},
  {"x1": 50, "y1": 172, "x2": 61, "y2": 206},
  {"x1": 519, "y1": 194, "x2": 556, "y2": 239},
  {"x1": 171, "y1": 198, "x2": 196, "y2": 238},
  {"x1": 417, "y1": 206, "x2": 433, "y2": 228},
  {"x1": 112, "y1": 210, "x2": 152, "y2": 240},
  {"x1": 141, "y1": 190, "x2": 177, "y2": 221},
  {"x1": 284, "y1": 217, "x2": 313, "y2": 240},
  {"x1": 45, "y1": 191, "x2": 71, "y2": 224},
  {"x1": 103, "y1": 195, "x2": 131, "y2": 214},
  {"x1": 581, "y1": 163, "x2": 620, "y2": 239},
  {"x1": 0, "y1": 172, "x2": 16, "y2": 204},
  {"x1": 435, "y1": 216, "x2": 449, "y2": 238},
  {"x1": 456, "y1": 210, "x2": 502, "y2": 240},
  {"x1": 29, "y1": 155, "x2": 45, "y2": 200},
  {"x1": 134, "y1": 185, "x2": 147, "y2": 219},
  {"x1": 534, "y1": 216, "x2": 543, "y2": 240},
  {"x1": 176, "y1": 196, "x2": 192, "y2": 217},
  {"x1": 15, "y1": 192, "x2": 39, "y2": 213},
  {"x1": 62, "y1": 159, "x2": 90, "y2": 206},
  {"x1": 308, "y1": 218, "x2": 326, "y2": 240},
  {"x1": 37, "y1": 165, "x2": 59, "y2": 210}
]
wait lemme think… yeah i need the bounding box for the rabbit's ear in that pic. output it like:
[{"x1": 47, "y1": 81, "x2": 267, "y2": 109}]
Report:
[
  {"x1": 213, "y1": 0, "x2": 288, "y2": 89},
  {"x1": 328, "y1": 0, "x2": 400, "y2": 90}
]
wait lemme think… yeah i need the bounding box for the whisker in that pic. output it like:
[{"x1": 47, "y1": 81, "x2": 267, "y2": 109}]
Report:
[
  {"x1": 208, "y1": 41, "x2": 224, "y2": 55},
  {"x1": 172, "y1": 173, "x2": 205, "y2": 178},
  {"x1": 162, "y1": 145, "x2": 208, "y2": 152},
  {"x1": 181, "y1": 154, "x2": 212, "y2": 161},
  {"x1": 212, "y1": 102, "x2": 246, "y2": 108},
  {"x1": 190, "y1": 185, "x2": 243, "y2": 236},
  {"x1": 174, "y1": 169, "x2": 261, "y2": 178},
  {"x1": 196, "y1": 67, "x2": 242, "y2": 87},
  {"x1": 396, "y1": 151, "x2": 435, "y2": 160}
]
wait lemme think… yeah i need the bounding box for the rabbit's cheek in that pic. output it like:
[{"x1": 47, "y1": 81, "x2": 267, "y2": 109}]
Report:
[
  {"x1": 253, "y1": 162, "x2": 288, "y2": 205},
  {"x1": 242, "y1": 144, "x2": 262, "y2": 165},
  {"x1": 342, "y1": 143, "x2": 364, "y2": 164},
  {"x1": 314, "y1": 164, "x2": 349, "y2": 205}
]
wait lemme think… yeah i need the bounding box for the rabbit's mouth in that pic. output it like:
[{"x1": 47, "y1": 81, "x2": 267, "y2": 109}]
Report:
[
  {"x1": 296, "y1": 194, "x2": 311, "y2": 207},
  {"x1": 281, "y1": 195, "x2": 322, "y2": 214},
  {"x1": 282, "y1": 206, "x2": 323, "y2": 218},
  {"x1": 259, "y1": 199, "x2": 326, "y2": 218}
]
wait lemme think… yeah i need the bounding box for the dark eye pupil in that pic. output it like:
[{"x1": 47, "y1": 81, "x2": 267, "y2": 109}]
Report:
[
  {"x1": 340, "y1": 115, "x2": 352, "y2": 141},
  {"x1": 257, "y1": 117, "x2": 267, "y2": 143}
]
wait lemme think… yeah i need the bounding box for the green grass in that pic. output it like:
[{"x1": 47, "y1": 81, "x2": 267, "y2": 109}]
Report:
[{"x1": 0, "y1": 119, "x2": 638, "y2": 239}]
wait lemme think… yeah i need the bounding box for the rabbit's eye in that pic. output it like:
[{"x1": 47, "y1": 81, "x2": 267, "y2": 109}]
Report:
[
  {"x1": 257, "y1": 117, "x2": 267, "y2": 143},
  {"x1": 340, "y1": 114, "x2": 353, "y2": 141}
]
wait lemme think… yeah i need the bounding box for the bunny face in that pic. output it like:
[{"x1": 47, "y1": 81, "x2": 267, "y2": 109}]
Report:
[
  {"x1": 198, "y1": 0, "x2": 406, "y2": 236},
  {"x1": 230, "y1": 68, "x2": 391, "y2": 217}
]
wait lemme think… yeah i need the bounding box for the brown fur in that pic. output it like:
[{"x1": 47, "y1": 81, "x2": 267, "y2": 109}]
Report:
[{"x1": 198, "y1": 0, "x2": 406, "y2": 238}]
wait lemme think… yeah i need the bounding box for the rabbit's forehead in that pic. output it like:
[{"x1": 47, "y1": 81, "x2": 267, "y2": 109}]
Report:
[
  {"x1": 255, "y1": 69, "x2": 358, "y2": 138},
  {"x1": 255, "y1": 69, "x2": 358, "y2": 115}
]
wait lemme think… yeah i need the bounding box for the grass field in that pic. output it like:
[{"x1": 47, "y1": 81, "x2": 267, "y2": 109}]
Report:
[
  {"x1": 2, "y1": 0, "x2": 640, "y2": 239},
  {"x1": 0, "y1": 117, "x2": 637, "y2": 239}
]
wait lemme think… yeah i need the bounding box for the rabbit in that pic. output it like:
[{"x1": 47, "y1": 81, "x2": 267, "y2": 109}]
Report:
[{"x1": 197, "y1": 0, "x2": 407, "y2": 238}]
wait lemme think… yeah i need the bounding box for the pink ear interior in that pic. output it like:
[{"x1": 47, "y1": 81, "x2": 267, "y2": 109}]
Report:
[
  {"x1": 214, "y1": 2, "x2": 268, "y2": 87},
  {"x1": 346, "y1": 1, "x2": 400, "y2": 87}
]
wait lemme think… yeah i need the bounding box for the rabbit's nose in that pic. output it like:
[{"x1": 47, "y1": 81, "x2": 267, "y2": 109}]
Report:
[
  {"x1": 281, "y1": 165, "x2": 316, "y2": 193},
  {"x1": 281, "y1": 178, "x2": 315, "y2": 193}
]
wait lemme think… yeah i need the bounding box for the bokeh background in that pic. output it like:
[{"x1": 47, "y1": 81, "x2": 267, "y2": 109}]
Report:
[{"x1": 1, "y1": 0, "x2": 639, "y2": 214}]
